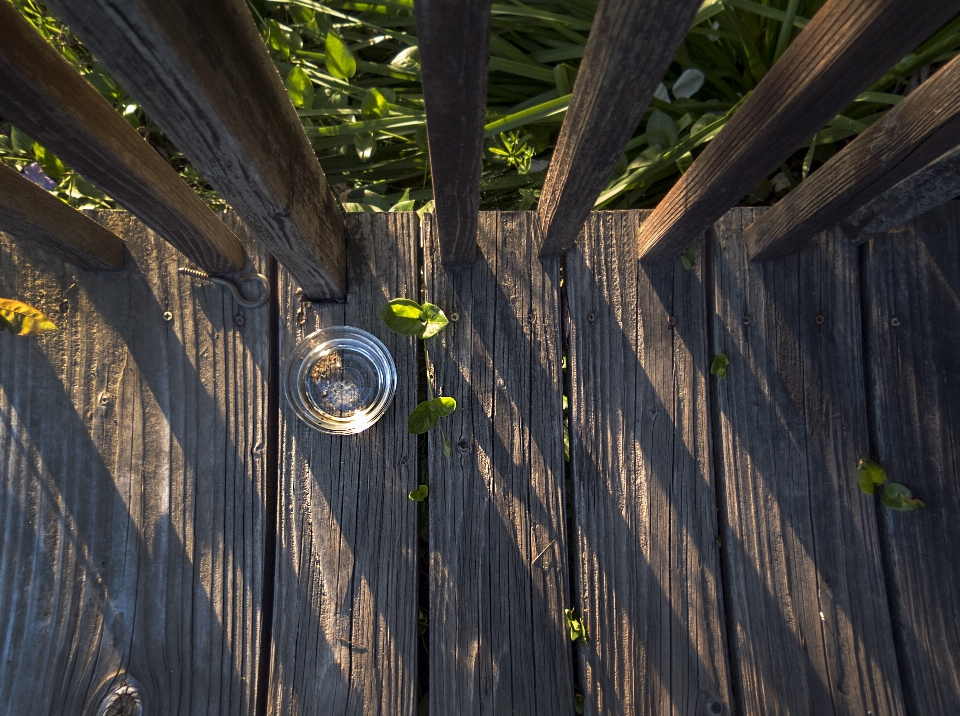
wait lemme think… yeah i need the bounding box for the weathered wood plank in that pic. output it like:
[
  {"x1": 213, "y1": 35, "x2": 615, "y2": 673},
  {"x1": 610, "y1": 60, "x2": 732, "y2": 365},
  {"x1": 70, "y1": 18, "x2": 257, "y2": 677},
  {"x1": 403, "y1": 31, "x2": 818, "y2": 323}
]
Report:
[
  {"x1": 0, "y1": 211, "x2": 267, "y2": 715},
  {"x1": 839, "y1": 146, "x2": 960, "y2": 244},
  {"x1": 747, "y1": 55, "x2": 960, "y2": 260},
  {"x1": 416, "y1": 0, "x2": 490, "y2": 266},
  {"x1": 711, "y1": 208, "x2": 903, "y2": 715},
  {"x1": 565, "y1": 210, "x2": 730, "y2": 714},
  {"x1": 424, "y1": 211, "x2": 572, "y2": 714},
  {"x1": 536, "y1": 0, "x2": 701, "y2": 257},
  {"x1": 636, "y1": 0, "x2": 960, "y2": 262},
  {"x1": 0, "y1": 3, "x2": 245, "y2": 274},
  {"x1": 269, "y1": 213, "x2": 419, "y2": 716},
  {"x1": 861, "y1": 202, "x2": 960, "y2": 713},
  {"x1": 47, "y1": 0, "x2": 347, "y2": 299},
  {"x1": 0, "y1": 163, "x2": 123, "y2": 270}
]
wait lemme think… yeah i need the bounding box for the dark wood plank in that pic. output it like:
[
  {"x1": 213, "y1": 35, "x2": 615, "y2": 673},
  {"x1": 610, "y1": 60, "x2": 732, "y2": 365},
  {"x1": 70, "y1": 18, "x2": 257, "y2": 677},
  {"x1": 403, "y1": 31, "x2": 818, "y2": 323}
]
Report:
[
  {"x1": 424, "y1": 211, "x2": 572, "y2": 714},
  {"x1": 536, "y1": 0, "x2": 701, "y2": 257},
  {"x1": 269, "y1": 213, "x2": 419, "y2": 716},
  {"x1": 46, "y1": 0, "x2": 347, "y2": 299},
  {"x1": 636, "y1": 0, "x2": 960, "y2": 262},
  {"x1": 0, "y1": 210, "x2": 267, "y2": 715},
  {"x1": 0, "y1": 3, "x2": 245, "y2": 274},
  {"x1": 711, "y1": 208, "x2": 904, "y2": 715},
  {"x1": 565, "y1": 210, "x2": 731, "y2": 714},
  {"x1": 839, "y1": 146, "x2": 960, "y2": 244},
  {"x1": 747, "y1": 55, "x2": 960, "y2": 260},
  {"x1": 0, "y1": 163, "x2": 123, "y2": 270},
  {"x1": 862, "y1": 202, "x2": 960, "y2": 713},
  {"x1": 416, "y1": 0, "x2": 491, "y2": 266}
]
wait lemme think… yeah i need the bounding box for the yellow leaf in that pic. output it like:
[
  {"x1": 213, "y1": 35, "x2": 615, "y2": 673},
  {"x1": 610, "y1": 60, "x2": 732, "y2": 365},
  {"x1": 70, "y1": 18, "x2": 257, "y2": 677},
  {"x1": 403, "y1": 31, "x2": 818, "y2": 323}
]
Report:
[{"x1": 0, "y1": 298, "x2": 58, "y2": 335}]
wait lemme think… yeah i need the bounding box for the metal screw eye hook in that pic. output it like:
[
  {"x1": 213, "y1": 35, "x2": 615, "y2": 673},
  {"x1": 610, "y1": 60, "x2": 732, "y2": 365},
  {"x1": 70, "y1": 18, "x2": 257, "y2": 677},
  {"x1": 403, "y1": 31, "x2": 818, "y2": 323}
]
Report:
[{"x1": 179, "y1": 267, "x2": 270, "y2": 309}]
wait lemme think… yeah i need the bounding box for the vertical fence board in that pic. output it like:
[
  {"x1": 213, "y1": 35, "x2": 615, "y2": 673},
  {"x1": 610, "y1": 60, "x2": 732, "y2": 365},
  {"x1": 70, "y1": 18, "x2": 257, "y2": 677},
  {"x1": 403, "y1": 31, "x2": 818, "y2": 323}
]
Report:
[
  {"x1": 0, "y1": 3, "x2": 246, "y2": 274},
  {"x1": 425, "y1": 211, "x2": 572, "y2": 714},
  {"x1": 47, "y1": 0, "x2": 347, "y2": 299},
  {"x1": 710, "y1": 208, "x2": 903, "y2": 715},
  {"x1": 269, "y1": 213, "x2": 419, "y2": 716},
  {"x1": 637, "y1": 0, "x2": 960, "y2": 262},
  {"x1": 536, "y1": 0, "x2": 701, "y2": 257},
  {"x1": 0, "y1": 211, "x2": 267, "y2": 715},
  {"x1": 747, "y1": 55, "x2": 960, "y2": 260},
  {"x1": 0, "y1": 163, "x2": 123, "y2": 270},
  {"x1": 565, "y1": 211, "x2": 730, "y2": 714},
  {"x1": 862, "y1": 203, "x2": 960, "y2": 713},
  {"x1": 416, "y1": 0, "x2": 491, "y2": 266}
]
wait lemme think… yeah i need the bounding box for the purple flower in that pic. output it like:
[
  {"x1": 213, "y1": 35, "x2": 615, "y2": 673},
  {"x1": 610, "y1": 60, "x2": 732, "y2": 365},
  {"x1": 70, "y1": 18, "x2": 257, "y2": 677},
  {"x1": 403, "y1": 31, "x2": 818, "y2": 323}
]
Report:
[{"x1": 22, "y1": 162, "x2": 56, "y2": 191}]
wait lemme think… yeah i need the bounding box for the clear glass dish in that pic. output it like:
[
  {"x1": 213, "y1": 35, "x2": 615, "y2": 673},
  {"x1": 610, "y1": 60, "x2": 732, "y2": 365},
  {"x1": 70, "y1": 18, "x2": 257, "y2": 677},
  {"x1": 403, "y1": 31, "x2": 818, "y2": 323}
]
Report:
[{"x1": 285, "y1": 326, "x2": 397, "y2": 435}]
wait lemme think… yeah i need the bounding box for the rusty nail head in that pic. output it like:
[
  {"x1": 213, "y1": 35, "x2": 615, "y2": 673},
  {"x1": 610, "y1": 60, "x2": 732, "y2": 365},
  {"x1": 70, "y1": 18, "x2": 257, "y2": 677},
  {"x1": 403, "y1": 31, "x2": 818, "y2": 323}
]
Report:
[
  {"x1": 816, "y1": 315, "x2": 825, "y2": 325},
  {"x1": 743, "y1": 315, "x2": 751, "y2": 325},
  {"x1": 450, "y1": 312, "x2": 459, "y2": 322},
  {"x1": 235, "y1": 315, "x2": 245, "y2": 326},
  {"x1": 892, "y1": 317, "x2": 901, "y2": 327},
  {"x1": 587, "y1": 312, "x2": 595, "y2": 322},
  {"x1": 668, "y1": 315, "x2": 677, "y2": 326}
]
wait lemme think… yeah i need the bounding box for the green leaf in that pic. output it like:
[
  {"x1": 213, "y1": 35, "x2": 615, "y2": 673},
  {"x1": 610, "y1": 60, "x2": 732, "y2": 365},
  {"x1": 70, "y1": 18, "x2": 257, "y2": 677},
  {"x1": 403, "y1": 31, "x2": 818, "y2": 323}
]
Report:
[
  {"x1": 285, "y1": 66, "x2": 314, "y2": 108},
  {"x1": 690, "y1": 112, "x2": 718, "y2": 136},
  {"x1": 881, "y1": 482, "x2": 925, "y2": 511},
  {"x1": 361, "y1": 88, "x2": 389, "y2": 119},
  {"x1": 408, "y1": 484, "x2": 429, "y2": 501},
  {"x1": 857, "y1": 458, "x2": 887, "y2": 495},
  {"x1": 710, "y1": 353, "x2": 729, "y2": 379},
  {"x1": 0, "y1": 299, "x2": 58, "y2": 336},
  {"x1": 10, "y1": 126, "x2": 34, "y2": 155},
  {"x1": 355, "y1": 132, "x2": 376, "y2": 161},
  {"x1": 420, "y1": 302, "x2": 449, "y2": 338},
  {"x1": 564, "y1": 607, "x2": 587, "y2": 643},
  {"x1": 443, "y1": 437, "x2": 453, "y2": 458},
  {"x1": 574, "y1": 693, "x2": 585, "y2": 715},
  {"x1": 390, "y1": 45, "x2": 420, "y2": 72},
  {"x1": 646, "y1": 109, "x2": 678, "y2": 149},
  {"x1": 672, "y1": 68, "x2": 705, "y2": 99},
  {"x1": 408, "y1": 397, "x2": 457, "y2": 434},
  {"x1": 325, "y1": 32, "x2": 357, "y2": 79},
  {"x1": 681, "y1": 241, "x2": 697, "y2": 270},
  {"x1": 263, "y1": 19, "x2": 291, "y2": 59},
  {"x1": 377, "y1": 298, "x2": 426, "y2": 336},
  {"x1": 390, "y1": 188, "x2": 415, "y2": 212}
]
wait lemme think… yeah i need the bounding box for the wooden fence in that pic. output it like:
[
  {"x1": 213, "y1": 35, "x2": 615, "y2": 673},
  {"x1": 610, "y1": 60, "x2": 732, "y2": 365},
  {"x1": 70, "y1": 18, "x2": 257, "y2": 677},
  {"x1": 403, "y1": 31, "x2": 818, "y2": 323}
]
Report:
[{"x1": 2, "y1": 0, "x2": 960, "y2": 714}]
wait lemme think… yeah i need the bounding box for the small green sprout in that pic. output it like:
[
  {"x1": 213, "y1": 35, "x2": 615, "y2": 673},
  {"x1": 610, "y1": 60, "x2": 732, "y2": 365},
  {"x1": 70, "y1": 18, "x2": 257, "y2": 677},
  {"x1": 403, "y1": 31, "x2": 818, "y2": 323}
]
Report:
[
  {"x1": 857, "y1": 458, "x2": 925, "y2": 511},
  {"x1": 564, "y1": 607, "x2": 587, "y2": 644},
  {"x1": 710, "y1": 353, "x2": 729, "y2": 379}
]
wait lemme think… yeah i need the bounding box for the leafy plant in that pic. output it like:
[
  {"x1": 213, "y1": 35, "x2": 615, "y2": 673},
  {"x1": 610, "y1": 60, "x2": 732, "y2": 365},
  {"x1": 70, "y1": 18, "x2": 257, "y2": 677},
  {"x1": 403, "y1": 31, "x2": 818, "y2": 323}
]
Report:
[
  {"x1": 710, "y1": 352, "x2": 729, "y2": 379},
  {"x1": 408, "y1": 484, "x2": 429, "y2": 502},
  {"x1": 857, "y1": 458, "x2": 925, "y2": 511},
  {"x1": 0, "y1": 298, "x2": 57, "y2": 335},
  {"x1": 564, "y1": 607, "x2": 587, "y2": 643},
  {"x1": 377, "y1": 297, "x2": 456, "y2": 457}
]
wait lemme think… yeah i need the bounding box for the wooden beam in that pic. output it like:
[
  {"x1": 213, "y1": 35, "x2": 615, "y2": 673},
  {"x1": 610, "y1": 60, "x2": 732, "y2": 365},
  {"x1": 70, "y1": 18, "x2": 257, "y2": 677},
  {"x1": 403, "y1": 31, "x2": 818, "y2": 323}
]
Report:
[
  {"x1": 747, "y1": 55, "x2": 960, "y2": 260},
  {"x1": 636, "y1": 0, "x2": 960, "y2": 262},
  {"x1": 415, "y1": 0, "x2": 491, "y2": 267},
  {"x1": 839, "y1": 146, "x2": 960, "y2": 244},
  {"x1": 46, "y1": 0, "x2": 347, "y2": 299},
  {"x1": 0, "y1": 2, "x2": 245, "y2": 275},
  {"x1": 537, "y1": 0, "x2": 701, "y2": 257},
  {"x1": 0, "y1": 163, "x2": 123, "y2": 270}
]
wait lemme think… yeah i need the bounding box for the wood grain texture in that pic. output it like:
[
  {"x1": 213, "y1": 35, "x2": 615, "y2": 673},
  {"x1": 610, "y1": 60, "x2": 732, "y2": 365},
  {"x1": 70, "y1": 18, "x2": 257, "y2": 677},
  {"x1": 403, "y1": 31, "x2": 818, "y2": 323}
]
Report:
[
  {"x1": 861, "y1": 202, "x2": 960, "y2": 713},
  {"x1": 0, "y1": 163, "x2": 123, "y2": 270},
  {"x1": 269, "y1": 213, "x2": 419, "y2": 716},
  {"x1": 536, "y1": 0, "x2": 701, "y2": 257},
  {"x1": 565, "y1": 211, "x2": 730, "y2": 715},
  {"x1": 839, "y1": 145, "x2": 960, "y2": 244},
  {"x1": 0, "y1": 3, "x2": 245, "y2": 274},
  {"x1": 424, "y1": 212, "x2": 572, "y2": 714},
  {"x1": 711, "y1": 208, "x2": 903, "y2": 715},
  {"x1": 0, "y1": 211, "x2": 267, "y2": 715},
  {"x1": 416, "y1": 0, "x2": 491, "y2": 266},
  {"x1": 748, "y1": 55, "x2": 960, "y2": 260},
  {"x1": 636, "y1": 0, "x2": 960, "y2": 262},
  {"x1": 46, "y1": 0, "x2": 347, "y2": 299}
]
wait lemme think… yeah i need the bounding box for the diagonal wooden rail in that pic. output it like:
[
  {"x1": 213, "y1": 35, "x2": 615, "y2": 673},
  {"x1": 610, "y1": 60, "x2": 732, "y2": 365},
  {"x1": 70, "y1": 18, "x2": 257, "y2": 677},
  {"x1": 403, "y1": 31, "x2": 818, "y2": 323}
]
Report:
[
  {"x1": 536, "y1": 0, "x2": 701, "y2": 257},
  {"x1": 415, "y1": 0, "x2": 491, "y2": 267},
  {"x1": 46, "y1": 0, "x2": 347, "y2": 299},
  {"x1": 747, "y1": 54, "x2": 960, "y2": 259},
  {"x1": 635, "y1": 0, "x2": 960, "y2": 262},
  {"x1": 0, "y1": 1, "x2": 246, "y2": 275},
  {"x1": 0, "y1": 163, "x2": 123, "y2": 271}
]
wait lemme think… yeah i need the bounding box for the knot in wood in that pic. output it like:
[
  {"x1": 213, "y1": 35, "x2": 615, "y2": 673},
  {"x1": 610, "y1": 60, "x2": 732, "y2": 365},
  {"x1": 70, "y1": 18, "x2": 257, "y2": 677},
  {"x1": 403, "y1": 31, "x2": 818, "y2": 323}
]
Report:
[{"x1": 98, "y1": 683, "x2": 143, "y2": 716}]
